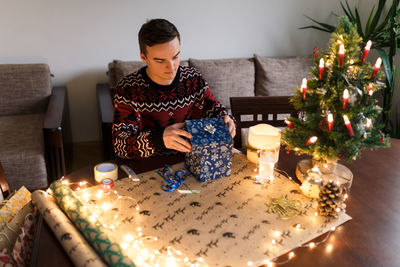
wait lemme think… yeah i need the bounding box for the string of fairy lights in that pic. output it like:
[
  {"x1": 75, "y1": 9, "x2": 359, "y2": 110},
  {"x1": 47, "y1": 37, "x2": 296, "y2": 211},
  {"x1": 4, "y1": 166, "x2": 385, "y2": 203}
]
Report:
[
  {"x1": 43, "y1": 156, "x2": 348, "y2": 267},
  {"x1": 248, "y1": 166, "x2": 345, "y2": 266},
  {"x1": 46, "y1": 178, "x2": 207, "y2": 267}
]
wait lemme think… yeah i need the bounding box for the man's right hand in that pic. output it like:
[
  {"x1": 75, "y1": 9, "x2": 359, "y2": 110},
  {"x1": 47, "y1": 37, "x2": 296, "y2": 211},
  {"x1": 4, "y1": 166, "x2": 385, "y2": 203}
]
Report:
[{"x1": 163, "y1": 123, "x2": 192, "y2": 153}]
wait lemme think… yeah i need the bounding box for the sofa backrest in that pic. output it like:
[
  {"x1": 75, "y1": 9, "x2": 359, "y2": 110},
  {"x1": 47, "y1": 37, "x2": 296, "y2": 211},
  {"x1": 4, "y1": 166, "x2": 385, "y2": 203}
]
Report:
[
  {"x1": 189, "y1": 58, "x2": 255, "y2": 109},
  {"x1": 254, "y1": 54, "x2": 313, "y2": 96},
  {"x1": 108, "y1": 59, "x2": 189, "y2": 87},
  {"x1": 107, "y1": 55, "x2": 313, "y2": 109},
  {"x1": 0, "y1": 64, "x2": 52, "y2": 116}
]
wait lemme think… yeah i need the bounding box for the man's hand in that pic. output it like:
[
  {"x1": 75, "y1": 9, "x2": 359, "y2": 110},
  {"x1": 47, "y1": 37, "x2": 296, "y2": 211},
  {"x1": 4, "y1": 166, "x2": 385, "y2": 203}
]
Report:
[
  {"x1": 163, "y1": 123, "x2": 192, "y2": 152},
  {"x1": 224, "y1": 115, "x2": 236, "y2": 138}
]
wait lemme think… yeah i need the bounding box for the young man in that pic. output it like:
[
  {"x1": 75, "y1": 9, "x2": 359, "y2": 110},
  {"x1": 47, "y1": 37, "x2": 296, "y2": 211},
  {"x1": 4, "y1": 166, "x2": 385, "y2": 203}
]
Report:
[{"x1": 113, "y1": 19, "x2": 235, "y2": 159}]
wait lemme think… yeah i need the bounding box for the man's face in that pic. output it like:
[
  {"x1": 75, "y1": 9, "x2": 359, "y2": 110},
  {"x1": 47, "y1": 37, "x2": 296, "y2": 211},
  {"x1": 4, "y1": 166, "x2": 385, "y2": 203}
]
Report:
[{"x1": 140, "y1": 37, "x2": 181, "y2": 85}]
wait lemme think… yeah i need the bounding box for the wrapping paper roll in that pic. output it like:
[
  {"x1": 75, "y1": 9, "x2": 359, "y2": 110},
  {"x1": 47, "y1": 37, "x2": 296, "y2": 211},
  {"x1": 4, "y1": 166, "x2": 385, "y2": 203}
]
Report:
[
  {"x1": 0, "y1": 186, "x2": 31, "y2": 231},
  {"x1": 48, "y1": 180, "x2": 134, "y2": 267},
  {"x1": 32, "y1": 190, "x2": 107, "y2": 267},
  {"x1": 94, "y1": 163, "x2": 118, "y2": 183}
]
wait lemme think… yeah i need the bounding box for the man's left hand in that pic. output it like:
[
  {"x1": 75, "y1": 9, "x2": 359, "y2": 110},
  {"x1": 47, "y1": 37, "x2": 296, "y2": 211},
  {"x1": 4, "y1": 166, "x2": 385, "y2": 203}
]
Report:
[{"x1": 224, "y1": 115, "x2": 236, "y2": 138}]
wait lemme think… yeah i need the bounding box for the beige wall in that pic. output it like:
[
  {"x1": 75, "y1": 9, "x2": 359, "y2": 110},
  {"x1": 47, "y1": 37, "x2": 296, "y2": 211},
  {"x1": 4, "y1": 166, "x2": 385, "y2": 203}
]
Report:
[{"x1": 1, "y1": 0, "x2": 361, "y2": 142}]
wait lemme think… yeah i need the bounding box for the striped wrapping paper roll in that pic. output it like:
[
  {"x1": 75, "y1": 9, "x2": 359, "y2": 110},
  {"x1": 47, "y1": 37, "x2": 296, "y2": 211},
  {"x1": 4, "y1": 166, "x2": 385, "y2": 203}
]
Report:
[{"x1": 49, "y1": 180, "x2": 135, "y2": 267}]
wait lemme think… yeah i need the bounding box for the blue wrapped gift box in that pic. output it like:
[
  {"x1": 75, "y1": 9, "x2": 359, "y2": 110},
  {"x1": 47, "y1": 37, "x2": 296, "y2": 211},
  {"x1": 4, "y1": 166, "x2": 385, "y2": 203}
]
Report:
[{"x1": 185, "y1": 117, "x2": 233, "y2": 182}]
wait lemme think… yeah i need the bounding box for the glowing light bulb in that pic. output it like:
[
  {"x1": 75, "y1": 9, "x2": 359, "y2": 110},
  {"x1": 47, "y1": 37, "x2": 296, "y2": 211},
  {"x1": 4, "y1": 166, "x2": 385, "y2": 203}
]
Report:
[
  {"x1": 124, "y1": 234, "x2": 134, "y2": 242},
  {"x1": 121, "y1": 242, "x2": 129, "y2": 250},
  {"x1": 289, "y1": 252, "x2": 295, "y2": 259},
  {"x1": 96, "y1": 190, "x2": 103, "y2": 199},
  {"x1": 309, "y1": 242, "x2": 316, "y2": 248}
]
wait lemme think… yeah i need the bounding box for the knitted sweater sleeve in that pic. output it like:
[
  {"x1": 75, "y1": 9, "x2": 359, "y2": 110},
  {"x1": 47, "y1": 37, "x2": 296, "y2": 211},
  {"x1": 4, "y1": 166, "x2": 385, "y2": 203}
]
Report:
[
  {"x1": 112, "y1": 86, "x2": 165, "y2": 159},
  {"x1": 199, "y1": 77, "x2": 230, "y2": 119}
]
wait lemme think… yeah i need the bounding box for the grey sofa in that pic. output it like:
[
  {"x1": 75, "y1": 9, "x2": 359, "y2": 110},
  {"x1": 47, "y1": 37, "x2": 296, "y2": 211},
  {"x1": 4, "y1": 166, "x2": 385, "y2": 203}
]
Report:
[
  {"x1": 0, "y1": 64, "x2": 70, "y2": 191},
  {"x1": 97, "y1": 55, "x2": 312, "y2": 159}
]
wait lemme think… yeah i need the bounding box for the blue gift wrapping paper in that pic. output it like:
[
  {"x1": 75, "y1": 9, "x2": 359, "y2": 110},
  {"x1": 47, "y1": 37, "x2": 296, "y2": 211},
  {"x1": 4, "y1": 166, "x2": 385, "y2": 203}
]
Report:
[{"x1": 185, "y1": 117, "x2": 233, "y2": 182}]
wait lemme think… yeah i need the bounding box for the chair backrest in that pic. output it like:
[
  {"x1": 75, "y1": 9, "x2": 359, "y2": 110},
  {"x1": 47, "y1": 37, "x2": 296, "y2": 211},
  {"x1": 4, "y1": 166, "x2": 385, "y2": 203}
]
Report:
[
  {"x1": 0, "y1": 64, "x2": 52, "y2": 116},
  {"x1": 0, "y1": 162, "x2": 10, "y2": 199},
  {"x1": 230, "y1": 96, "x2": 298, "y2": 149}
]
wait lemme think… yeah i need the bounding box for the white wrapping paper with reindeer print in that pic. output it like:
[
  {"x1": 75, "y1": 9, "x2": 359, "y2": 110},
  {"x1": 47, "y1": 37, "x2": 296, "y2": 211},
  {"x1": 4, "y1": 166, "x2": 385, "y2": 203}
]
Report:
[{"x1": 79, "y1": 153, "x2": 351, "y2": 266}]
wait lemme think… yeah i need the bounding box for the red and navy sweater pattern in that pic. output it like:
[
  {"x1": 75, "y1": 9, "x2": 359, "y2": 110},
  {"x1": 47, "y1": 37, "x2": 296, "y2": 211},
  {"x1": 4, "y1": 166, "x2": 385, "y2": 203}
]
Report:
[{"x1": 112, "y1": 65, "x2": 228, "y2": 159}]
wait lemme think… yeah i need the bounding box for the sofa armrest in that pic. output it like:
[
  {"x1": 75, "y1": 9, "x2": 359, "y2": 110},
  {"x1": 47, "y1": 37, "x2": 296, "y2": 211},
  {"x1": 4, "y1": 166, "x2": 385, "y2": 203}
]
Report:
[
  {"x1": 44, "y1": 87, "x2": 66, "y2": 130},
  {"x1": 97, "y1": 83, "x2": 114, "y2": 160},
  {"x1": 97, "y1": 83, "x2": 113, "y2": 124},
  {"x1": 43, "y1": 86, "x2": 67, "y2": 183}
]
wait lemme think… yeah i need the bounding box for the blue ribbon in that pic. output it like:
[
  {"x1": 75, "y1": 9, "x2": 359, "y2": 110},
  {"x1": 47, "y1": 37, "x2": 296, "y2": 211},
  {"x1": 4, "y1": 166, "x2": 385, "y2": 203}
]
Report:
[{"x1": 157, "y1": 165, "x2": 189, "y2": 192}]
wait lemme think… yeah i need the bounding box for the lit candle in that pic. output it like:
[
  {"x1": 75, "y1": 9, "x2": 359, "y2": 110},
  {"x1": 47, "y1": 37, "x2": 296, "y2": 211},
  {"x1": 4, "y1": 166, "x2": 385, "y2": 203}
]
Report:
[
  {"x1": 343, "y1": 115, "x2": 354, "y2": 137},
  {"x1": 371, "y1": 57, "x2": 382, "y2": 80},
  {"x1": 342, "y1": 89, "x2": 349, "y2": 110},
  {"x1": 327, "y1": 113, "x2": 333, "y2": 131},
  {"x1": 247, "y1": 124, "x2": 281, "y2": 164},
  {"x1": 319, "y1": 58, "x2": 324, "y2": 80},
  {"x1": 285, "y1": 119, "x2": 294, "y2": 129},
  {"x1": 338, "y1": 44, "x2": 345, "y2": 68},
  {"x1": 305, "y1": 136, "x2": 318, "y2": 145},
  {"x1": 301, "y1": 78, "x2": 307, "y2": 100},
  {"x1": 361, "y1": 40, "x2": 372, "y2": 63}
]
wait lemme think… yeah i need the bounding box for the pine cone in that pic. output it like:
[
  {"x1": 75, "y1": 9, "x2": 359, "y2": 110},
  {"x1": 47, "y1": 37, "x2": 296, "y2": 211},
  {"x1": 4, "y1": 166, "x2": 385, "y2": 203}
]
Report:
[{"x1": 317, "y1": 181, "x2": 346, "y2": 218}]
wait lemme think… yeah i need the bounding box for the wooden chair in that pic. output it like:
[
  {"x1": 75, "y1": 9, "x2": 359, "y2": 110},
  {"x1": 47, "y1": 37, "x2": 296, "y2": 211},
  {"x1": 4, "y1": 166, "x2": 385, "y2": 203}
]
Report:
[
  {"x1": 0, "y1": 162, "x2": 10, "y2": 199},
  {"x1": 230, "y1": 96, "x2": 298, "y2": 149}
]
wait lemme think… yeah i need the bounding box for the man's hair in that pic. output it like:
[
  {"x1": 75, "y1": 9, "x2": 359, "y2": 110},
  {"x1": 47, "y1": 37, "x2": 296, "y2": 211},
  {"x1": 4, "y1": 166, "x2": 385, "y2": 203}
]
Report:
[{"x1": 138, "y1": 19, "x2": 180, "y2": 55}]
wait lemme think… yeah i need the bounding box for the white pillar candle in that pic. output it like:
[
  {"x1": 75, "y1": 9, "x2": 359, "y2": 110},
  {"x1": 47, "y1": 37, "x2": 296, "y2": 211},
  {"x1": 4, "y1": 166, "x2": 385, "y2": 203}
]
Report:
[{"x1": 247, "y1": 124, "x2": 281, "y2": 164}]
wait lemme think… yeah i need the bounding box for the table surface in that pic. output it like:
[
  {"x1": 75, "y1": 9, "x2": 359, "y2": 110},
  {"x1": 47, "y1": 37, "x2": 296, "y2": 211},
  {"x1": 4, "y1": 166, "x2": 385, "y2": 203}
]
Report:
[{"x1": 33, "y1": 139, "x2": 400, "y2": 267}]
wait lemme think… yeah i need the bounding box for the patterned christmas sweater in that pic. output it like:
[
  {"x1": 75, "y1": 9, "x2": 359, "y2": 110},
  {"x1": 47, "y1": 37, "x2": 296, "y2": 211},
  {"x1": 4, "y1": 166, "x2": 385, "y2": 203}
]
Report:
[{"x1": 112, "y1": 65, "x2": 229, "y2": 159}]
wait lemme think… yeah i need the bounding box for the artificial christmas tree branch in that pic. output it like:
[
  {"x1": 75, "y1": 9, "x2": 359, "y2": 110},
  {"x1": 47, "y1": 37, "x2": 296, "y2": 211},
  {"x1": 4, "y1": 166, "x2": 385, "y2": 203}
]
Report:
[{"x1": 282, "y1": 17, "x2": 389, "y2": 164}]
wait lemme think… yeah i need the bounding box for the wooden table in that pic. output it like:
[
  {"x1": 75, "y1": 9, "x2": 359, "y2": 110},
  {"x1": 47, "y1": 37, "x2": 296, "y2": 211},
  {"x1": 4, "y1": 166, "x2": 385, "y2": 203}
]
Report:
[{"x1": 33, "y1": 139, "x2": 400, "y2": 267}]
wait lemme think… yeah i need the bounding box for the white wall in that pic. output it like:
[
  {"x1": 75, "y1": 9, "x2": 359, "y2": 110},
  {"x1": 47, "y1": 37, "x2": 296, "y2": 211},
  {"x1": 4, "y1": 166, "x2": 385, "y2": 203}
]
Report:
[{"x1": 1, "y1": 0, "x2": 359, "y2": 142}]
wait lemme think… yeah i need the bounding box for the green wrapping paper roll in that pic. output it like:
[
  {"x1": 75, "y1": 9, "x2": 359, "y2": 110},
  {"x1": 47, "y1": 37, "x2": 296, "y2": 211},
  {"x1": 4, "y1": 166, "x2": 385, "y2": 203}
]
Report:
[{"x1": 49, "y1": 180, "x2": 135, "y2": 267}]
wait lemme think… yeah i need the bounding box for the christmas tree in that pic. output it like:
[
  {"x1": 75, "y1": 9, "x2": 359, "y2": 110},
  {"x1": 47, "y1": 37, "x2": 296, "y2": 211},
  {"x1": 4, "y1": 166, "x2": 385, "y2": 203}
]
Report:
[{"x1": 282, "y1": 17, "x2": 389, "y2": 164}]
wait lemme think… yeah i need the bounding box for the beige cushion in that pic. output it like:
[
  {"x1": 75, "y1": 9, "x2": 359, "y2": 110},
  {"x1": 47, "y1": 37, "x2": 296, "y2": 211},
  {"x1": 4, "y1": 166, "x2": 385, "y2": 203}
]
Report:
[
  {"x1": 108, "y1": 60, "x2": 189, "y2": 87},
  {"x1": 254, "y1": 54, "x2": 313, "y2": 96},
  {"x1": 0, "y1": 64, "x2": 51, "y2": 116},
  {"x1": 189, "y1": 58, "x2": 255, "y2": 108},
  {"x1": 0, "y1": 114, "x2": 47, "y2": 191}
]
